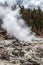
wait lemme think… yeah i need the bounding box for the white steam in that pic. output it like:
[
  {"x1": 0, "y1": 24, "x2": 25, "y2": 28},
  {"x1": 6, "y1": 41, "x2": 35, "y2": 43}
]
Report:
[
  {"x1": 0, "y1": 6, "x2": 35, "y2": 42},
  {"x1": 0, "y1": 6, "x2": 43, "y2": 42}
]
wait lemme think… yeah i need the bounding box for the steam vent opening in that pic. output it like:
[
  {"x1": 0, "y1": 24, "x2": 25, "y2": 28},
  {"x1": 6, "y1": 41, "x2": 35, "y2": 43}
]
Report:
[{"x1": 0, "y1": 0, "x2": 43, "y2": 65}]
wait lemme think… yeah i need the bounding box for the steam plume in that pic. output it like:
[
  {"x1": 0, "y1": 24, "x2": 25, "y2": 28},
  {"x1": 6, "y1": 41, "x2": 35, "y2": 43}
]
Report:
[{"x1": 0, "y1": 6, "x2": 35, "y2": 42}]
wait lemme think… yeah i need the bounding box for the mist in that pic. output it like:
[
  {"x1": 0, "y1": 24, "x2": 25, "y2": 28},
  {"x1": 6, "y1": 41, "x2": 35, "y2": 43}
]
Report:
[
  {"x1": 0, "y1": 3, "x2": 43, "y2": 42},
  {"x1": 0, "y1": 6, "x2": 36, "y2": 42}
]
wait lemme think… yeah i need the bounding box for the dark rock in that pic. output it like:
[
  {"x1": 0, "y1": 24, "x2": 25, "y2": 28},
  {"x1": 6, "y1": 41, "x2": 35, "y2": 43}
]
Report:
[
  {"x1": 4, "y1": 35, "x2": 13, "y2": 39},
  {"x1": 12, "y1": 50, "x2": 19, "y2": 56},
  {"x1": 28, "y1": 60, "x2": 40, "y2": 65},
  {"x1": 20, "y1": 60, "x2": 25, "y2": 64},
  {"x1": 1, "y1": 51, "x2": 10, "y2": 60},
  {"x1": 0, "y1": 43, "x2": 4, "y2": 48},
  {"x1": 22, "y1": 62, "x2": 33, "y2": 65},
  {"x1": 19, "y1": 51, "x2": 25, "y2": 57},
  {"x1": 13, "y1": 46, "x2": 22, "y2": 51},
  {"x1": 13, "y1": 43, "x2": 19, "y2": 46},
  {"x1": 0, "y1": 29, "x2": 7, "y2": 35}
]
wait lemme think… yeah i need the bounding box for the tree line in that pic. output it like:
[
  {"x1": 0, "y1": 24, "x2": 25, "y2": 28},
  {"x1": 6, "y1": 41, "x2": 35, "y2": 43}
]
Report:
[{"x1": 20, "y1": 6, "x2": 43, "y2": 35}]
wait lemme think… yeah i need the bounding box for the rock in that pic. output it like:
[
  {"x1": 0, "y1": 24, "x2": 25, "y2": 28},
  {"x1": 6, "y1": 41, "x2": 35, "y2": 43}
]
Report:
[
  {"x1": 13, "y1": 42, "x2": 19, "y2": 46},
  {"x1": 24, "y1": 52, "x2": 32, "y2": 59},
  {"x1": 36, "y1": 44, "x2": 43, "y2": 58},
  {"x1": 19, "y1": 51, "x2": 25, "y2": 57},
  {"x1": 5, "y1": 35, "x2": 14, "y2": 40},
  {"x1": 22, "y1": 62, "x2": 33, "y2": 65},
  {"x1": 0, "y1": 29, "x2": 7, "y2": 35},
  {"x1": 4, "y1": 40, "x2": 12, "y2": 47},
  {"x1": 1, "y1": 51, "x2": 10, "y2": 60},
  {"x1": 0, "y1": 43, "x2": 4, "y2": 48},
  {"x1": 12, "y1": 50, "x2": 19, "y2": 56},
  {"x1": 11, "y1": 60, "x2": 20, "y2": 64},
  {"x1": 20, "y1": 59, "x2": 25, "y2": 64},
  {"x1": 28, "y1": 60, "x2": 40, "y2": 65},
  {"x1": 37, "y1": 44, "x2": 43, "y2": 51}
]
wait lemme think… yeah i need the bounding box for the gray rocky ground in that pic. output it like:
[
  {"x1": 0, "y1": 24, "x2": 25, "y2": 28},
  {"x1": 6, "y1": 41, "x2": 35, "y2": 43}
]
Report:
[{"x1": 0, "y1": 27, "x2": 43, "y2": 65}]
